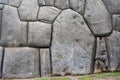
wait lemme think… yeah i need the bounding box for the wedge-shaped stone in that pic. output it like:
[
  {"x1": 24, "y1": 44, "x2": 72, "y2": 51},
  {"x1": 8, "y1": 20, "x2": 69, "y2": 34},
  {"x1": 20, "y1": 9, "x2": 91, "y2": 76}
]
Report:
[
  {"x1": 2, "y1": 47, "x2": 39, "y2": 78},
  {"x1": 55, "y1": 0, "x2": 69, "y2": 9},
  {"x1": 44, "y1": 0, "x2": 54, "y2": 5},
  {"x1": 0, "y1": 47, "x2": 3, "y2": 78},
  {"x1": 51, "y1": 9, "x2": 95, "y2": 75},
  {"x1": 84, "y1": 0, "x2": 112, "y2": 37},
  {"x1": 105, "y1": 31, "x2": 120, "y2": 71},
  {"x1": 28, "y1": 22, "x2": 51, "y2": 47},
  {"x1": 102, "y1": 0, "x2": 120, "y2": 14},
  {"x1": 112, "y1": 15, "x2": 120, "y2": 32},
  {"x1": 1, "y1": 5, "x2": 27, "y2": 47},
  {"x1": 69, "y1": 0, "x2": 85, "y2": 15},
  {"x1": 38, "y1": 6, "x2": 61, "y2": 23},
  {"x1": 18, "y1": 0, "x2": 39, "y2": 21},
  {"x1": 40, "y1": 49, "x2": 51, "y2": 77},
  {"x1": 9, "y1": 0, "x2": 21, "y2": 7},
  {"x1": 38, "y1": 0, "x2": 45, "y2": 6}
]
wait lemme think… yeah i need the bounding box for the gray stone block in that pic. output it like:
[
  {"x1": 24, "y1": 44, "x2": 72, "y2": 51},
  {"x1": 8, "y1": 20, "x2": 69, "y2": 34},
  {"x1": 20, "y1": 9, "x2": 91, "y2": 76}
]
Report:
[
  {"x1": 1, "y1": 5, "x2": 27, "y2": 47},
  {"x1": 112, "y1": 15, "x2": 120, "y2": 32},
  {"x1": 55, "y1": 0, "x2": 69, "y2": 10},
  {"x1": 69, "y1": 0, "x2": 85, "y2": 15},
  {"x1": 18, "y1": 0, "x2": 39, "y2": 21},
  {"x1": 8, "y1": 0, "x2": 21, "y2": 7},
  {"x1": 0, "y1": 47, "x2": 3, "y2": 78},
  {"x1": 0, "y1": 4, "x2": 3, "y2": 10},
  {"x1": 102, "y1": 0, "x2": 120, "y2": 14},
  {"x1": 0, "y1": 0, "x2": 8, "y2": 4},
  {"x1": 38, "y1": 6, "x2": 61, "y2": 23},
  {"x1": 44, "y1": 0, "x2": 54, "y2": 6},
  {"x1": 38, "y1": 0, "x2": 45, "y2": 6},
  {"x1": 2, "y1": 47, "x2": 40, "y2": 78},
  {"x1": 40, "y1": 49, "x2": 51, "y2": 77},
  {"x1": 51, "y1": 9, "x2": 95, "y2": 75},
  {"x1": 28, "y1": 22, "x2": 51, "y2": 47},
  {"x1": 105, "y1": 31, "x2": 120, "y2": 71},
  {"x1": 84, "y1": 0, "x2": 112, "y2": 37}
]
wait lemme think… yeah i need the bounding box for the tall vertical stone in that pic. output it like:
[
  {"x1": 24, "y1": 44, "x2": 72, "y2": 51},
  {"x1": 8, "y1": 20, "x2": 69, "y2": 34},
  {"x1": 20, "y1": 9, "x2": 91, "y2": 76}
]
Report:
[
  {"x1": 105, "y1": 31, "x2": 120, "y2": 71},
  {"x1": 51, "y1": 9, "x2": 95, "y2": 75},
  {"x1": 40, "y1": 49, "x2": 51, "y2": 77},
  {"x1": 84, "y1": 0, "x2": 112, "y2": 37}
]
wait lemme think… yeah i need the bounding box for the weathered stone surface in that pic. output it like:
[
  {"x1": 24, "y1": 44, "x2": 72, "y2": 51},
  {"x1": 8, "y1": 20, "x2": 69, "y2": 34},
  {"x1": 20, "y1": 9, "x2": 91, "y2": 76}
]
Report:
[
  {"x1": 44, "y1": 0, "x2": 54, "y2": 5},
  {"x1": 55, "y1": 0, "x2": 69, "y2": 9},
  {"x1": 18, "y1": 0, "x2": 39, "y2": 21},
  {"x1": 8, "y1": 0, "x2": 21, "y2": 7},
  {"x1": 38, "y1": 6, "x2": 61, "y2": 23},
  {"x1": 38, "y1": 0, "x2": 45, "y2": 6},
  {"x1": 105, "y1": 31, "x2": 120, "y2": 71},
  {"x1": 0, "y1": 10, "x2": 2, "y2": 35},
  {"x1": 0, "y1": 47, "x2": 3, "y2": 78},
  {"x1": 0, "y1": 4, "x2": 3, "y2": 10},
  {"x1": 1, "y1": 5, "x2": 27, "y2": 47},
  {"x1": 28, "y1": 22, "x2": 51, "y2": 47},
  {"x1": 94, "y1": 37, "x2": 108, "y2": 73},
  {"x1": 84, "y1": 0, "x2": 112, "y2": 37},
  {"x1": 112, "y1": 15, "x2": 120, "y2": 32},
  {"x1": 102, "y1": 0, "x2": 120, "y2": 14},
  {"x1": 0, "y1": 0, "x2": 8, "y2": 4},
  {"x1": 3, "y1": 47, "x2": 39, "y2": 78},
  {"x1": 40, "y1": 49, "x2": 51, "y2": 77},
  {"x1": 51, "y1": 9, "x2": 95, "y2": 75},
  {"x1": 69, "y1": 0, "x2": 85, "y2": 15}
]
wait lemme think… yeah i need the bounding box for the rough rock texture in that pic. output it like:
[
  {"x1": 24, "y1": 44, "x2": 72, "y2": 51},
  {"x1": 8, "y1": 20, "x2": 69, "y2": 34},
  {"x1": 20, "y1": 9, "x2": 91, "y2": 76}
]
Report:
[
  {"x1": 84, "y1": 0, "x2": 112, "y2": 37},
  {"x1": 40, "y1": 49, "x2": 51, "y2": 77},
  {"x1": 18, "y1": 0, "x2": 39, "y2": 21},
  {"x1": 69, "y1": 0, "x2": 85, "y2": 15},
  {"x1": 0, "y1": 47, "x2": 3, "y2": 78},
  {"x1": 2, "y1": 47, "x2": 39, "y2": 78},
  {"x1": 8, "y1": 0, "x2": 21, "y2": 7},
  {"x1": 105, "y1": 31, "x2": 120, "y2": 71},
  {"x1": 38, "y1": 0, "x2": 45, "y2": 6},
  {"x1": 102, "y1": 0, "x2": 120, "y2": 14},
  {"x1": 51, "y1": 9, "x2": 95, "y2": 75},
  {"x1": 94, "y1": 37, "x2": 108, "y2": 73},
  {"x1": 1, "y1": 5, "x2": 27, "y2": 47},
  {"x1": 28, "y1": 22, "x2": 51, "y2": 47},
  {"x1": 112, "y1": 15, "x2": 120, "y2": 32},
  {"x1": 55, "y1": 0, "x2": 69, "y2": 10},
  {"x1": 38, "y1": 6, "x2": 61, "y2": 23},
  {"x1": 0, "y1": 0, "x2": 8, "y2": 4},
  {"x1": 44, "y1": 0, "x2": 54, "y2": 6}
]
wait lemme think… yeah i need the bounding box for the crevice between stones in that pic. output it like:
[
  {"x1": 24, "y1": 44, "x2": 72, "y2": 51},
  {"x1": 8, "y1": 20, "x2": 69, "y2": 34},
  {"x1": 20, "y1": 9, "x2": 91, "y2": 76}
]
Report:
[{"x1": 1, "y1": 47, "x2": 5, "y2": 78}]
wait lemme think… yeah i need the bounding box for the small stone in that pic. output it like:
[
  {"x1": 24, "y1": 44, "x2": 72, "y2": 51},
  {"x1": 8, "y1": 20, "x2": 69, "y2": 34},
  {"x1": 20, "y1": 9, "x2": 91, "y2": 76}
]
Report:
[
  {"x1": 44, "y1": 0, "x2": 54, "y2": 5},
  {"x1": 84, "y1": 0, "x2": 112, "y2": 37},
  {"x1": 38, "y1": 6, "x2": 61, "y2": 23},
  {"x1": 40, "y1": 49, "x2": 51, "y2": 77},
  {"x1": 0, "y1": 0, "x2": 8, "y2": 4},
  {"x1": 8, "y1": 0, "x2": 21, "y2": 7},
  {"x1": 69, "y1": 0, "x2": 85, "y2": 15},
  {"x1": 0, "y1": 4, "x2": 3, "y2": 10},
  {"x1": 55, "y1": 0, "x2": 69, "y2": 9},
  {"x1": 18, "y1": 0, "x2": 39, "y2": 21},
  {"x1": 0, "y1": 47, "x2": 3, "y2": 78},
  {"x1": 2, "y1": 47, "x2": 39, "y2": 78},
  {"x1": 1, "y1": 5, "x2": 27, "y2": 47},
  {"x1": 38, "y1": 0, "x2": 45, "y2": 6},
  {"x1": 28, "y1": 22, "x2": 51, "y2": 47},
  {"x1": 102, "y1": 0, "x2": 120, "y2": 14},
  {"x1": 105, "y1": 30, "x2": 120, "y2": 71},
  {"x1": 112, "y1": 15, "x2": 120, "y2": 32}
]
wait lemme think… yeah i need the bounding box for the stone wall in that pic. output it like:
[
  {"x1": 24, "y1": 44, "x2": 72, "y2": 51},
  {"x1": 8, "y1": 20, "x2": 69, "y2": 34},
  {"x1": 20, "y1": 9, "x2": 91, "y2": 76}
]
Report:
[{"x1": 0, "y1": 0, "x2": 120, "y2": 79}]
